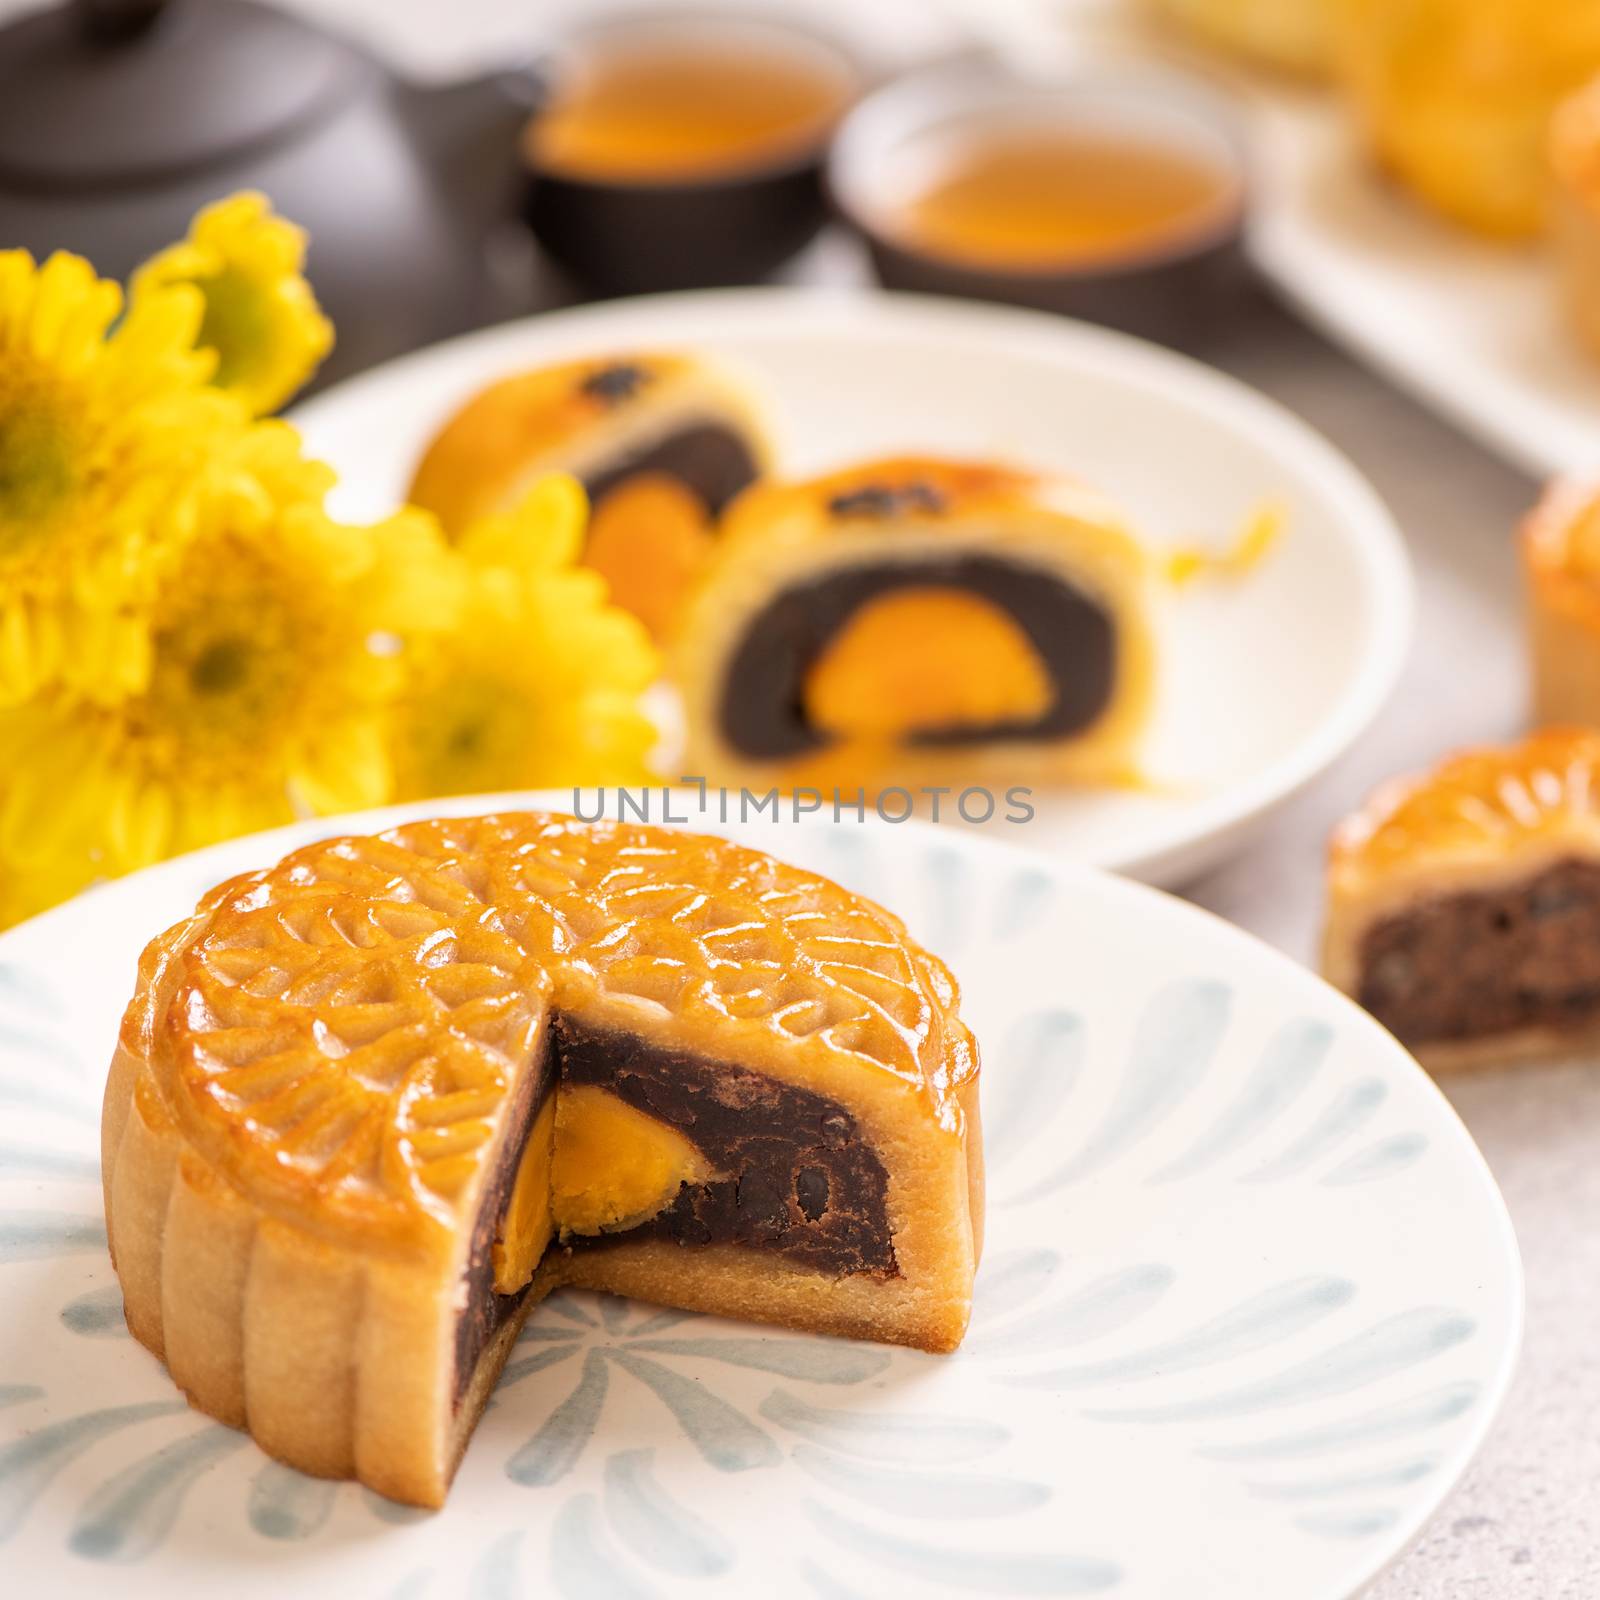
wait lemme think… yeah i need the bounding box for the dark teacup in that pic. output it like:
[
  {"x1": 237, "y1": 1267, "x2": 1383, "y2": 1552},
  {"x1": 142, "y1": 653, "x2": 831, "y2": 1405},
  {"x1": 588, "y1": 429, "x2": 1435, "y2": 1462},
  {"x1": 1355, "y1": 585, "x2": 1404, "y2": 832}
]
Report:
[
  {"x1": 522, "y1": 11, "x2": 862, "y2": 294},
  {"x1": 829, "y1": 64, "x2": 1251, "y2": 348}
]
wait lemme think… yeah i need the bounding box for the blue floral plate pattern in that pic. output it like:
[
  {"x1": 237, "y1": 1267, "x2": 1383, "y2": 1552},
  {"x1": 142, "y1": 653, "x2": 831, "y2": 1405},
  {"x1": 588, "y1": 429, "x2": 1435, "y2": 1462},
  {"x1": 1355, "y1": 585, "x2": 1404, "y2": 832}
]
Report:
[{"x1": 0, "y1": 797, "x2": 1520, "y2": 1599}]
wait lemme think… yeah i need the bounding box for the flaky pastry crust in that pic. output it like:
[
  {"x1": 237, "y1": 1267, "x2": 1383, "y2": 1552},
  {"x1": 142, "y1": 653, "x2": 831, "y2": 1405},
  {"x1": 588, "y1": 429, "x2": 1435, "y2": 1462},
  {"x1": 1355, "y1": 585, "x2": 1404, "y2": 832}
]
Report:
[
  {"x1": 675, "y1": 454, "x2": 1158, "y2": 794},
  {"x1": 1323, "y1": 728, "x2": 1600, "y2": 1066},
  {"x1": 407, "y1": 351, "x2": 771, "y2": 535}
]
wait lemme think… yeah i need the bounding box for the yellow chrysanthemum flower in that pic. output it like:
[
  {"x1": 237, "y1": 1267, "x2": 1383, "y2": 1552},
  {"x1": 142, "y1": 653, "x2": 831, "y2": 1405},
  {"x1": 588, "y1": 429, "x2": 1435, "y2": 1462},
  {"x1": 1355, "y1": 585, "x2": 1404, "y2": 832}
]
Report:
[
  {"x1": 133, "y1": 192, "x2": 333, "y2": 416},
  {"x1": 0, "y1": 425, "x2": 451, "y2": 887},
  {"x1": 0, "y1": 248, "x2": 222, "y2": 708},
  {"x1": 0, "y1": 697, "x2": 109, "y2": 923},
  {"x1": 389, "y1": 475, "x2": 660, "y2": 800}
]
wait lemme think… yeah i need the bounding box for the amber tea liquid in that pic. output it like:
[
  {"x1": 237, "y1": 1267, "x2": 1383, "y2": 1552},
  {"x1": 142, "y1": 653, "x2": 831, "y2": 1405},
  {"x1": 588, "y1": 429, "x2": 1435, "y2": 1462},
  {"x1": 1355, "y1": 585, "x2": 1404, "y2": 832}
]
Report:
[
  {"x1": 889, "y1": 124, "x2": 1238, "y2": 270},
  {"x1": 528, "y1": 38, "x2": 852, "y2": 184}
]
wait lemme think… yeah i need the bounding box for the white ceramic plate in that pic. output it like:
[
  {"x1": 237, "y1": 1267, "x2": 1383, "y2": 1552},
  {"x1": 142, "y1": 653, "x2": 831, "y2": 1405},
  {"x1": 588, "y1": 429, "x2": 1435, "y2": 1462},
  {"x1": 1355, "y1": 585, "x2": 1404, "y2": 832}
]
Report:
[
  {"x1": 0, "y1": 797, "x2": 1518, "y2": 1599},
  {"x1": 1246, "y1": 84, "x2": 1600, "y2": 482},
  {"x1": 290, "y1": 288, "x2": 1411, "y2": 889}
]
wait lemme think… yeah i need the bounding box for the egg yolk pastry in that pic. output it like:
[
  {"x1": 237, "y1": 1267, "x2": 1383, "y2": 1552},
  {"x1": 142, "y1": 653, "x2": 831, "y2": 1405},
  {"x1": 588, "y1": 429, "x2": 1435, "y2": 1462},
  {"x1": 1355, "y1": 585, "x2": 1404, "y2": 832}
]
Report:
[
  {"x1": 102, "y1": 813, "x2": 981, "y2": 1507},
  {"x1": 675, "y1": 455, "x2": 1156, "y2": 795},
  {"x1": 1335, "y1": 0, "x2": 1600, "y2": 238},
  {"x1": 408, "y1": 353, "x2": 771, "y2": 636},
  {"x1": 1323, "y1": 728, "x2": 1600, "y2": 1067},
  {"x1": 1522, "y1": 478, "x2": 1600, "y2": 725},
  {"x1": 1151, "y1": 0, "x2": 1334, "y2": 77}
]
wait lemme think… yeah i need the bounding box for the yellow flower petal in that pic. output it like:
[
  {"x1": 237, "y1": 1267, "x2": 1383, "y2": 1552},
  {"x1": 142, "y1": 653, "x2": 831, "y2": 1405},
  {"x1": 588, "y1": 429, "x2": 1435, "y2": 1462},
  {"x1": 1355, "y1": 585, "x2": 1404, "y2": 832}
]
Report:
[{"x1": 132, "y1": 192, "x2": 333, "y2": 415}]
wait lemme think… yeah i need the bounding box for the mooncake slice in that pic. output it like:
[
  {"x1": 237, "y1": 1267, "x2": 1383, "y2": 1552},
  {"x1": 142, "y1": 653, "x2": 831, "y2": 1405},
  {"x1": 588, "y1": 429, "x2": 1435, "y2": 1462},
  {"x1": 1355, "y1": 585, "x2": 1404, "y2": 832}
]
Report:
[
  {"x1": 102, "y1": 813, "x2": 981, "y2": 1506},
  {"x1": 675, "y1": 454, "x2": 1157, "y2": 796},
  {"x1": 1323, "y1": 728, "x2": 1600, "y2": 1067},
  {"x1": 408, "y1": 353, "x2": 771, "y2": 635},
  {"x1": 1522, "y1": 478, "x2": 1600, "y2": 723}
]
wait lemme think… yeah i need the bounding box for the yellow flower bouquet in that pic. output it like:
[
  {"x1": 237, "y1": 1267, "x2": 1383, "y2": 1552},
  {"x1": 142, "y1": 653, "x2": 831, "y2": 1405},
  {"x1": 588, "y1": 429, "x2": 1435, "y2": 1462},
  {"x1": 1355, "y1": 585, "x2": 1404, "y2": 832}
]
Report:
[{"x1": 0, "y1": 194, "x2": 659, "y2": 928}]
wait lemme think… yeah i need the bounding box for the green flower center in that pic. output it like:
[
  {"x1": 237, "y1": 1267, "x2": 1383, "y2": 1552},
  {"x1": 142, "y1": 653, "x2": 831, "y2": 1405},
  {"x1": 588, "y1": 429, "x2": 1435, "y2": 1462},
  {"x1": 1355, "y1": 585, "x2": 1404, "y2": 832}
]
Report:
[
  {"x1": 410, "y1": 676, "x2": 532, "y2": 795},
  {"x1": 190, "y1": 637, "x2": 251, "y2": 696},
  {"x1": 138, "y1": 538, "x2": 326, "y2": 768},
  {"x1": 196, "y1": 268, "x2": 271, "y2": 393},
  {"x1": 0, "y1": 396, "x2": 79, "y2": 552}
]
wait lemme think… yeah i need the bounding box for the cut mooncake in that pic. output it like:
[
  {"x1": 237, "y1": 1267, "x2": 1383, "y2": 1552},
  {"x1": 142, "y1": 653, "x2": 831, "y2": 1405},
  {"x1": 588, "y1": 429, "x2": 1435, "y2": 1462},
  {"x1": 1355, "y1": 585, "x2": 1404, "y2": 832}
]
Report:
[
  {"x1": 102, "y1": 813, "x2": 982, "y2": 1506},
  {"x1": 1323, "y1": 728, "x2": 1600, "y2": 1067},
  {"x1": 1522, "y1": 477, "x2": 1600, "y2": 723},
  {"x1": 675, "y1": 454, "x2": 1157, "y2": 795},
  {"x1": 408, "y1": 352, "x2": 771, "y2": 636}
]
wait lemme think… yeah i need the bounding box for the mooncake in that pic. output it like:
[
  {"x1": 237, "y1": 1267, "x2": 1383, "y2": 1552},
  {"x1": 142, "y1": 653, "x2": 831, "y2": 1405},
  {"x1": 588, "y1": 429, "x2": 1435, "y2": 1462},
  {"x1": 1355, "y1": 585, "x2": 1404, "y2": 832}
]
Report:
[
  {"x1": 675, "y1": 454, "x2": 1157, "y2": 796},
  {"x1": 1334, "y1": 0, "x2": 1600, "y2": 238},
  {"x1": 408, "y1": 353, "x2": 771, "y2": 636},
  {"x1": 1522, "y1": 478, "x2": 1600, "y2": 724},
  {"x1": 1323, "y1": 728, "x2": 1600, "y2": 1066},
  {"x1": 102, "y1": 813, "x2": 982, "y2": 1506}
]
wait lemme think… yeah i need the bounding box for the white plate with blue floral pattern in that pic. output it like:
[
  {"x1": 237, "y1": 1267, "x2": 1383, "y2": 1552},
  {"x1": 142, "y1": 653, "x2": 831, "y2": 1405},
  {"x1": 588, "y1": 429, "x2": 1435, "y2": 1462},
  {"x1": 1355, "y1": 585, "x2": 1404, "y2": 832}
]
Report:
[{"x1": 0, "y1": 797, "x2": 1518, "y2": 1600}]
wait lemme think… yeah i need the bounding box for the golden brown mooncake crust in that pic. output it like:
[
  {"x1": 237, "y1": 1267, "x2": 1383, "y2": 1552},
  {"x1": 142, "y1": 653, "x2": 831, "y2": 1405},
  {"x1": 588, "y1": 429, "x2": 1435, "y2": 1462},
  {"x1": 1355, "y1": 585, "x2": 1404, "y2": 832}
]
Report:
[
  {"x1": 406, "y1": 351, "x2": 770, "y2": 536},
  {"x1": 1336, "y1": 0, "x2": 1600, "y2": 239},
  {"x1": 1322, "y1": 727, "x2": 1600, "y2": 1068},
  {"x1": 103, "y1": 812, "x2": 982, "y2": 1506},
  {"x1": 675, "y1": 453, "x2": 1158, "y2": 795}
]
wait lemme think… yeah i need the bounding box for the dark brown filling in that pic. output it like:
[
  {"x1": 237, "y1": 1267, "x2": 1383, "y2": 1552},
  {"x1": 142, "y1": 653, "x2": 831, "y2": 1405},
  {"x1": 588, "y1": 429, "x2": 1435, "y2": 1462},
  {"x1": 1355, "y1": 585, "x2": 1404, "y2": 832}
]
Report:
[
  {"x1": 718, "y1": 554, "x2": 1116, "y2": 761},
  {"x1": 582, "y1": 421, "x2": 759, "y2": 519},
  {"x1": 556, "y1": 1017, "x2": 896, "y2": 1276},
  {"x1": 1357, "y1": 858, "x2": 1600, "y2": 1046},
  {"x1": 453, "y1": 1017, "x2": 896, "y2": 1405},
  {"x1": 453, "y1": 1029, "x2": 556, "y2": 1404}
]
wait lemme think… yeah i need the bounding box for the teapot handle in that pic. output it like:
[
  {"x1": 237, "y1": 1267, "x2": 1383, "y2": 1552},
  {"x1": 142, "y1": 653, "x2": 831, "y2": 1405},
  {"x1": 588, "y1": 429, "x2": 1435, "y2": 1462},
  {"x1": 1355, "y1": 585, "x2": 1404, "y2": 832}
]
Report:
[{"x1": 74, "y1": 0, "x2": 167, "y2": 42}]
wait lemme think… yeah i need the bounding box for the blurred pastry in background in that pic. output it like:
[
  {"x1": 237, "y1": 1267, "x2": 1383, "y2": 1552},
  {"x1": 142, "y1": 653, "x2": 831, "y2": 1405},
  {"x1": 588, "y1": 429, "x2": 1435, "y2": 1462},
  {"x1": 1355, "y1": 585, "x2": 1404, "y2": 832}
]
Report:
[
  {"x1": 1323, "y1": 727, "x2": 1600, "y2": 1067},
  {"x1": 1522, "y1": 477, "x2": 1600, "y2": 723},
  {"x1": 1551, "y1": 77, "x2": 1600, "y2": 357},
  {"x1": 1148, "y1": 0, "x2": 1334, "y2": 77},
  {"x1": 675, "y1": 455, "x2": 1157, "y2": 796},
  {"x1": 410, "y1": 354, "x2": 770, "y2": 639},
  {"x1": 1334, "y1": 0, "x2": 1600, "y2": 238}
]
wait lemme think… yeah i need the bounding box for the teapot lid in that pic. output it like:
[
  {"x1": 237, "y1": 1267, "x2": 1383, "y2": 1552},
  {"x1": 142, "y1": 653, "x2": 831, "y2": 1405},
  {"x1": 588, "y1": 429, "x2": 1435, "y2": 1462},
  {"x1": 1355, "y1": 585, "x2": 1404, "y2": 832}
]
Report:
[{"x1": 0, "y1": 0, "x2": 369, "y2": 189}]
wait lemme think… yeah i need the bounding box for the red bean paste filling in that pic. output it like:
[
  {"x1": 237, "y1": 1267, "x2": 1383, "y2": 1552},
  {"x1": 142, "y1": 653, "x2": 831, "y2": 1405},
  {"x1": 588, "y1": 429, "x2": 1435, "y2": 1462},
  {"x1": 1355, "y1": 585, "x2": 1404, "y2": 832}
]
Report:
[
  {"x1": 455, "y1": 1017, "x2": 897, "y2": 1403},
  {"x1": 1357, "y1": 858, "x2": 1600, "y2": 1046},
  {"x1": 718, "y1": 553, "x2": 1116, "y2": 761},
  {"x1": 454, "y1": 1029, "x2": 557, "y2": 1408}
]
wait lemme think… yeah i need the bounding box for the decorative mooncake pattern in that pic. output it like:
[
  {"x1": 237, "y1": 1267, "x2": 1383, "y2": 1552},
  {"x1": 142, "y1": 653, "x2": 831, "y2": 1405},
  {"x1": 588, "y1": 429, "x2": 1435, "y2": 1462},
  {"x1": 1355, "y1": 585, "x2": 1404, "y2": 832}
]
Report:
[
  {"x1": 1329, "y1": 727, "x2": 1600, "y2": 884},
  {"x1": 149, "y1": 814, "x2": 969, "y2": 1245}
]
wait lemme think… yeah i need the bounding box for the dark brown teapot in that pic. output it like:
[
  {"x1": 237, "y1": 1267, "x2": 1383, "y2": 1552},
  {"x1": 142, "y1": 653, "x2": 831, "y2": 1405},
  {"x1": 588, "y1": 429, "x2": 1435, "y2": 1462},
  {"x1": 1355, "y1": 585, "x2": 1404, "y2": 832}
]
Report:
[{"x1": 0, "y1": 0, "x2": 540, "y2": 390}]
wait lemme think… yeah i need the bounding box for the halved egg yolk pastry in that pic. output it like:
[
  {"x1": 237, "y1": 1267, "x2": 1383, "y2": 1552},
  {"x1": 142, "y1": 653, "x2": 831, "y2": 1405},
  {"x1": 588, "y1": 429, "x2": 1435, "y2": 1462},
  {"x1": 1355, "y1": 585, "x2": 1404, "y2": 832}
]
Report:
[
  {"x1": 408, "y1": 352, "x2": 771, "y2": 637},
  {"x1": 674, "y1": 455, "x2": 1158, "y2": 794}
]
